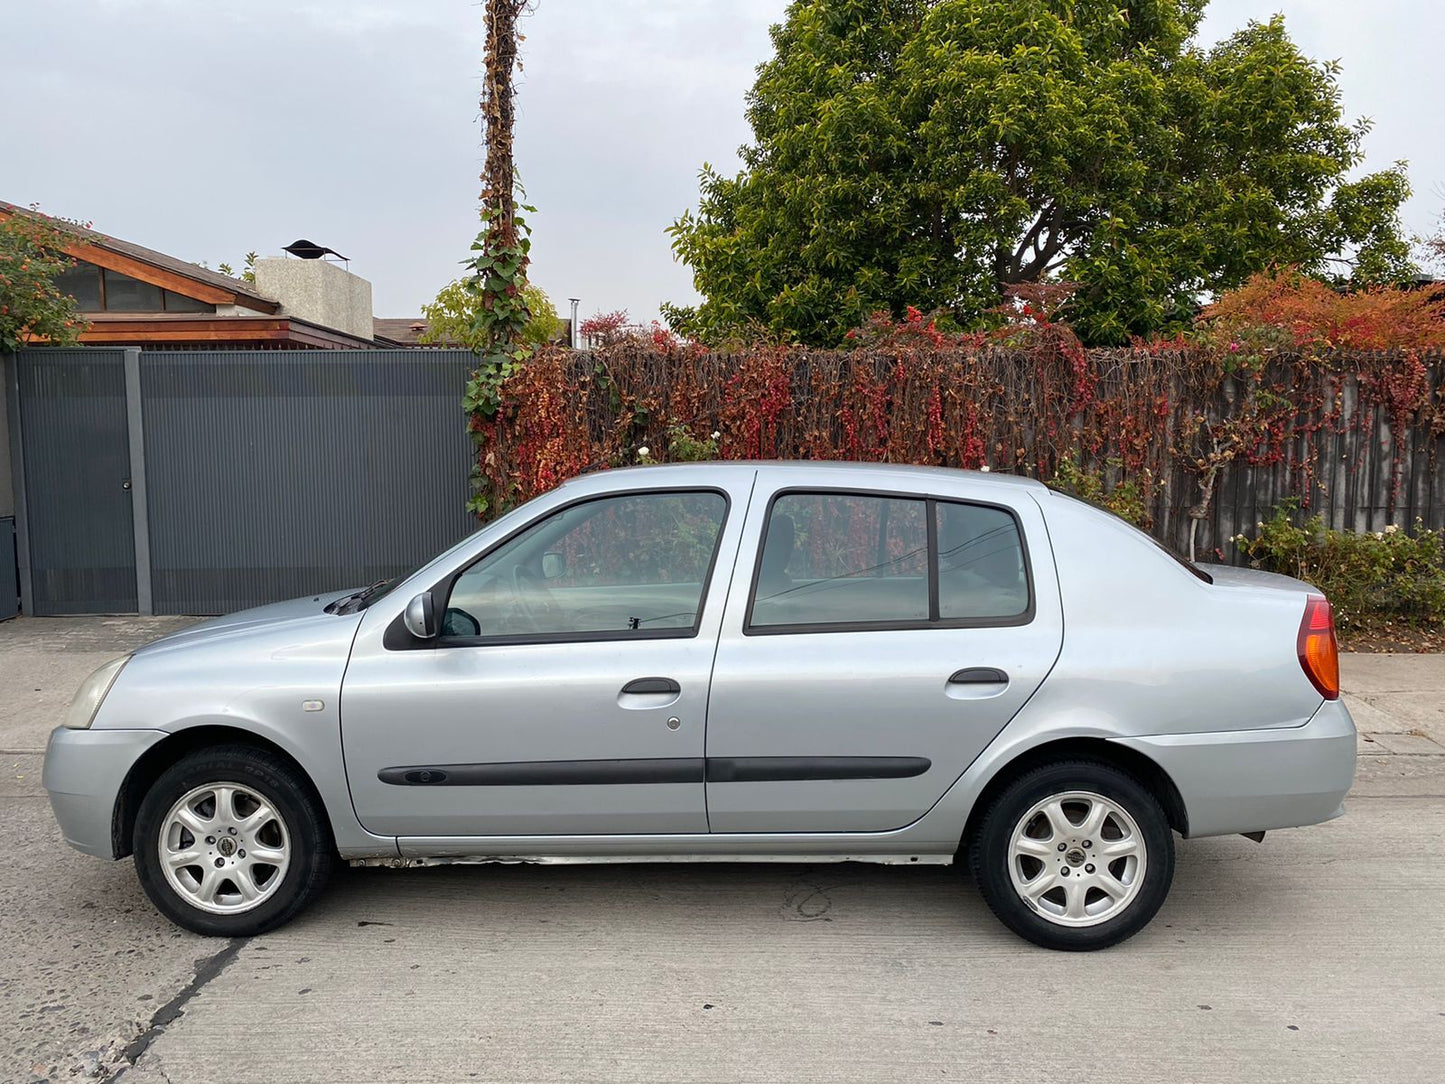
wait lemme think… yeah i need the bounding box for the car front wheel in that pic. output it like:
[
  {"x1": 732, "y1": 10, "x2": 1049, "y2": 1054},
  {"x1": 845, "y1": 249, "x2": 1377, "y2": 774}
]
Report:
[
  {"x1": 969, "y1": 760, "x2": 1174, "y2": 951},
  {"x1": 133, "y1": 745, "x2": 335, "y2": 936}
]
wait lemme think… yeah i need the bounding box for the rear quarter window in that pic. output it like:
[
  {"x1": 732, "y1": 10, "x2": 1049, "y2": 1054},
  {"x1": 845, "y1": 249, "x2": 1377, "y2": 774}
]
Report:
[{"x1": 936, "y1": 502, "x2": 1030, "y2": 619}]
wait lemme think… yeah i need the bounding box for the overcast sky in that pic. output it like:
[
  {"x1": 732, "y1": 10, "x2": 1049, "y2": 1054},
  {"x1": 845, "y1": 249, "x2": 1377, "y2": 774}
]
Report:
[{"x1": 5, "y1": 1, "x2": 1441, "y2": 322}]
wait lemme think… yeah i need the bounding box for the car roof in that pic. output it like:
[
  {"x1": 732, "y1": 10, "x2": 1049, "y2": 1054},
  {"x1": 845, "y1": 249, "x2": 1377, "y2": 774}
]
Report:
[{"x1": 562, "y1": 460, "x2": 1047, "y2": 493}]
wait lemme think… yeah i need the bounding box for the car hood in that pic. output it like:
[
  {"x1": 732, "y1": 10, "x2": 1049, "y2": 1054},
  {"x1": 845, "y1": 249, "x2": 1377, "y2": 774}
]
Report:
[
  {"x1": 93, "y1": 589, "x2": 366, "y2": 736},
  {"x1": 136, "y1": 589, "x2": 361, "y2": 656}
]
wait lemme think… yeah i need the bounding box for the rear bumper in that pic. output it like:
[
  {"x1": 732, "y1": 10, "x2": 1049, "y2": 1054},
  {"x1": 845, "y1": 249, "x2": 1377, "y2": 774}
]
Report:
[
  {"x1": 1112, "y1": 698, "x2": 1357, "y2": 838},
  {"x1": 42, "y1": 726, "x2": 167, "y2": 858}
]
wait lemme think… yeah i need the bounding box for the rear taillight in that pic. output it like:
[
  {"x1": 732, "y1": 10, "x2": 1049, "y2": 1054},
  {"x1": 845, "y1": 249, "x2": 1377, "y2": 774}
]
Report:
[{"x1": 1298, "y1": 595, "x2": 1340, "y2": 700}]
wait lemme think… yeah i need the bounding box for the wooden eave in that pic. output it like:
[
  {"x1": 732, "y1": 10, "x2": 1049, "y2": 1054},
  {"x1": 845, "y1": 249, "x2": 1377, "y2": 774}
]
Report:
[{"x1": 49, "y1": 314, "x2": 374, "y2": 350}]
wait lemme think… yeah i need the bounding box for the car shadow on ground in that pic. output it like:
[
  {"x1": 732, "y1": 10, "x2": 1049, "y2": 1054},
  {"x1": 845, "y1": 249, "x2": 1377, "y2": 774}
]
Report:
[{"x1": 266, "y1": 835, "x2": 1280, "y2": 949}]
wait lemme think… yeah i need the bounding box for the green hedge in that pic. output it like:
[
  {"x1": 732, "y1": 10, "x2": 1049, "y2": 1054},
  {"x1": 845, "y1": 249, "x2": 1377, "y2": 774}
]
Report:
[{"x1": 1235, "y1": 505, "x2": 1445, "y2": 629}]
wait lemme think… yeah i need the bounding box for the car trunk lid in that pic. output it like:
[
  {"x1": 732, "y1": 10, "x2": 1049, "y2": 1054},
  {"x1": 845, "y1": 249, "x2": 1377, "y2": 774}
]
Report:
[{"x1": 1203, "y1": 564, "x2": 1318, "y2": 596}]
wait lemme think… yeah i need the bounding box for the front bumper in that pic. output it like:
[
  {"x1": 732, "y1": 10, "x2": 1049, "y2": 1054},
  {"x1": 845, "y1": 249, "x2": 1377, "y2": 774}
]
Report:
[
  {"x1": 1112, "y1": 698, "x2": 1357, "y2": 838},
  {"x1": 42, "y1": 726, "x2": 168, "y2": 858}
]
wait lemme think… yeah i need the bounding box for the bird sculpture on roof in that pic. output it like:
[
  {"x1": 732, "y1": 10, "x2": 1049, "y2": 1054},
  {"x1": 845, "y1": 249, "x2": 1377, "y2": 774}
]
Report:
[{"x1": 283, "y1": 239, "x2": 348, "y2": 261}]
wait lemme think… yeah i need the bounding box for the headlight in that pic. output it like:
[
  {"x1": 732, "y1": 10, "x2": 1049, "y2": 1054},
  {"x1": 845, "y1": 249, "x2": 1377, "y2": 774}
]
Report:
[{"x1": 63, "y1": 655, "x2": 131, "y2": 730}]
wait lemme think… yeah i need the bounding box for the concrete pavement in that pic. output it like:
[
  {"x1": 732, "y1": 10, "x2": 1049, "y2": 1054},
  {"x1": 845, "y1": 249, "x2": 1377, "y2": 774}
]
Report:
[
  {"x1": 2, "y1": 618, "x2": 200, "y2": 1084},
  {"x1": 1340, "y1": 651, "x2": 1445, "y2": 755},
  {"x1": 3, "y1": 616, "x2": 1443, "y2": 1083}
]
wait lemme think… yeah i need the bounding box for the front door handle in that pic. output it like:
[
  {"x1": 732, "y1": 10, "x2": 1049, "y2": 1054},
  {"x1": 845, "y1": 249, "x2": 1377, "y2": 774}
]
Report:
[
  {"x1": 621, "y1": 677, "x2": 681, "y2": 696},
  {"x1": 618, "y1": 676, "x2": 682, "y2": 711},
  {"x1": 948, "y1": 667, "x2": 1009, "y2": 686}
]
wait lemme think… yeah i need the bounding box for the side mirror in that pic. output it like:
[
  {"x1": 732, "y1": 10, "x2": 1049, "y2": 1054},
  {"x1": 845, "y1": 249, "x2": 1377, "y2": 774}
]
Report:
[
  {"x1": 541, "y1": 551, "x2": 568, "y2": 580},
  {"x1": 403, "y1": 592, "x2": 440, "y2": 640}
]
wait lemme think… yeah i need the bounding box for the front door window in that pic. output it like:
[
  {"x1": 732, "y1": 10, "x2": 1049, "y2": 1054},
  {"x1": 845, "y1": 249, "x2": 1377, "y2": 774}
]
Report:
[{"x1": 443, "y1": 490, "x2": 729, "y2": 641}]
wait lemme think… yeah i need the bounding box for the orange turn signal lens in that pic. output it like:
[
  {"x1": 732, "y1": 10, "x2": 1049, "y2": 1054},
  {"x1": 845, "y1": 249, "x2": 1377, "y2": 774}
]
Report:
[{"x1": 1297, "y1": 595, "x2": 1340, "y2": 700}]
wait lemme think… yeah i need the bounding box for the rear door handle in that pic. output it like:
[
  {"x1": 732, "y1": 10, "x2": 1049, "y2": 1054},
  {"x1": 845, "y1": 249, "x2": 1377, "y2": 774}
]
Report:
[
  {"x1": 948, "y1": 667, "x2": 1009, "y2": 685},
  {"x1": 621, "y1": 677, "x2": 681, "y2": 696}
]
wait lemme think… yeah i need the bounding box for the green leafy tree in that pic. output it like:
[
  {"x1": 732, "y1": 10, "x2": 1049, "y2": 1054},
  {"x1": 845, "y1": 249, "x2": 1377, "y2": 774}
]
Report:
[
  {"x1": 0, "y1": 210, "x2": 88, "y2": 353},
  {"x1": 420, "y1": 281, "x2": 561, "y2": 349},
  {"x1": 667, "y1": 0, "x2": 1413, "y2": 345},
  {"x1": 216, "y1": 252, "x2": 259, "y2": 284},
  {"x1": 1423, "y1": 207, "x2": 1445, "y2": 276}
]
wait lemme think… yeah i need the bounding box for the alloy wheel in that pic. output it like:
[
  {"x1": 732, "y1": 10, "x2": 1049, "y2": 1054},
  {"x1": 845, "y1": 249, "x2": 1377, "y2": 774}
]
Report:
[
  {"x1": 157, "y1": 782, "x2": 291, "y2": 915},
  {"x1": 1007, "y1": 789, "x2": 1147, "y2": 927}
]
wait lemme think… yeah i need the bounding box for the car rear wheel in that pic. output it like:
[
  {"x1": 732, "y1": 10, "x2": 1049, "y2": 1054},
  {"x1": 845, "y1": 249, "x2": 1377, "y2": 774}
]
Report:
[
  {"x1": 969, "y1": 760, "x2": 1174, "y2": 951},
  {"x1": 133, "y1": 745, "x2": 335, "y2": 936}
]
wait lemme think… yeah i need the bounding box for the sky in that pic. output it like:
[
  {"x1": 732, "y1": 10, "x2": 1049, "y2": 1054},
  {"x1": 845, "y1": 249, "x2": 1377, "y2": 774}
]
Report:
[{"x1": 5, "y1": 1, "x2": 1442, "y2": 323}]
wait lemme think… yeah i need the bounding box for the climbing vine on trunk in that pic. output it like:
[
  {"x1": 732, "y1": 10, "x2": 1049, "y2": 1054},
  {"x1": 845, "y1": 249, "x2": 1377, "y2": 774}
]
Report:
[{"x1": 462, "y1": 0, "x2": 535, "y2": 516}]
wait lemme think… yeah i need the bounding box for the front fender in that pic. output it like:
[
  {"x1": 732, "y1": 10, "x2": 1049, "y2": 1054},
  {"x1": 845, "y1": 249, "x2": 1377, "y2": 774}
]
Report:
[{"x1": 91, "y1": 609, "x2": 396, "y2": 858}]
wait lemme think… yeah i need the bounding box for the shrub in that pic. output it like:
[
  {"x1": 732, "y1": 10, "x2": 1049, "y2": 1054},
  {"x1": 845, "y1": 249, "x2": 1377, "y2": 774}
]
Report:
[
  {"x1": 1050, "y1": 455, "x2": 1152, "y2": 529},
  {"x1": 579, "y1": 309, "x2": 630, "y2": 347},
  {"x1": 665, "y1": 424, "x2": 720, "y2": 463},
  {"x1": 1235, "y1": 504, "x2": 1445, "y2": 629},
  {"x1": 0, "y1": 208, "x2": 89, "y2": 352},
  {"x1": 1201, "y1": 268, "x2": 1445, "y2": 353}
]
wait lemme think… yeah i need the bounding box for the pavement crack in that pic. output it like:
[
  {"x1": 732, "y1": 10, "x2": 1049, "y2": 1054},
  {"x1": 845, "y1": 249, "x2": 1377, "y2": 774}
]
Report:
[{"x1": 111, "y1": 937, "x2": 246, "y2": 1079}]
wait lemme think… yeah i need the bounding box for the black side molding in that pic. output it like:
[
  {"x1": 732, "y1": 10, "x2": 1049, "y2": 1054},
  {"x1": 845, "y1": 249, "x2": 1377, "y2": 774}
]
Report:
[
  {"x1": 380, "y1": 756, "x2": 932, "y2": 787},
  {"x1": 398, "y1": 769, "x2": 450, "y2": 786},
  {"x1": 379, "y1": 758, "x2": 704, "y2": 787},
  {"x1": 706, "y1": 756, "x2": 931, "y2": 783}
]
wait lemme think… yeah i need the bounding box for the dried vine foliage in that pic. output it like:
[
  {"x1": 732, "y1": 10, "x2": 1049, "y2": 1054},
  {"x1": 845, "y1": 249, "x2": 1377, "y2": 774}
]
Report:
[
  {"x1": 470, "y1": 335, "x2": 1445, "y2": 561},
  {"x1": 480, "y1": 0, "x2": 528, "y2": 242},
  {"x1": 460, "y1": 0, "x2": 536, "y2": 515}
]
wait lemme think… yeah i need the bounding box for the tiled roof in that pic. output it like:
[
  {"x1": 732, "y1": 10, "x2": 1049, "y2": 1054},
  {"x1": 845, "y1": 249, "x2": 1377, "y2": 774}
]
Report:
[{"x1": 373, "y1": 317, "x2": 442, "y2": 346}]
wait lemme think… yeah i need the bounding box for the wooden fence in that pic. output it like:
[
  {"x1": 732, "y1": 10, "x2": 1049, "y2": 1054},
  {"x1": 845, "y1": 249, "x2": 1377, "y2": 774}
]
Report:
[{"x1": 479, "y1": 344, "x2": 1445, "y2": 562}]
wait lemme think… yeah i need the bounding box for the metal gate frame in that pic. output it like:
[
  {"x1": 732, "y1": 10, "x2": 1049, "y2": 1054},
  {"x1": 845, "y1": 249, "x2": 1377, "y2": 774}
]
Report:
[
  {"x1": 2, "y1": 349, "x2": 34, "y2": 616},
  {"x1": 122, "y1": 348, "x2": 153, "y2": 614}
]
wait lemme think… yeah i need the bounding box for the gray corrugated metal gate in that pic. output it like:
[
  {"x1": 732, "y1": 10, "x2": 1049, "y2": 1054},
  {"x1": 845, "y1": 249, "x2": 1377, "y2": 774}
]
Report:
[
  {"x1": 10, "y1": 349, "x2": 138, "y2": 614},
  {"x1": 0, "y1": 518, "x2": 17, "y2": 621},
  {"x1": 7, "y1": 347, "x2": 479, "y2": 616}
]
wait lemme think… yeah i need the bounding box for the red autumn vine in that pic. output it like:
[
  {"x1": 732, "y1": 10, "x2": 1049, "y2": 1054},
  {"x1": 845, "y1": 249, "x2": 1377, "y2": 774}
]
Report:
[{"x1": 465, "y1": 273, "x2": 1445, "y2": 571}]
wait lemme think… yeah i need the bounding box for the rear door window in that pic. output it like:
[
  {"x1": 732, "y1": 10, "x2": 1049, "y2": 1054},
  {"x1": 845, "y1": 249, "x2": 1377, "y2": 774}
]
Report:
[
  {"x1": 749, "y1": 492, "x2": 929, "y2": 629},
  {"x1": 746, "y1": 490, "x2": 1032, "y2": 633}
]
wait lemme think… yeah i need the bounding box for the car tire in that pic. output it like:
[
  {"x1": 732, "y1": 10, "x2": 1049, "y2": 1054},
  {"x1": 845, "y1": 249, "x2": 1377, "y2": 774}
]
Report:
[
  {"x1": 968, "y1": 759, "x2": 1174, "y2": 951},
  {"x1": 133, "y1": 745, "x2": 336, "y2": 937}
]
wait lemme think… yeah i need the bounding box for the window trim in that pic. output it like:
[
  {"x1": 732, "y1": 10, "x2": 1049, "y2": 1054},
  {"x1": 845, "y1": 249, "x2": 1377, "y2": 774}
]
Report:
[
  {"x1": 387, "y1": 486, "x2": 733, "y2": 651},
  {"x1": 742, "y1": 487, "x2": 1036, "y2": 637}
]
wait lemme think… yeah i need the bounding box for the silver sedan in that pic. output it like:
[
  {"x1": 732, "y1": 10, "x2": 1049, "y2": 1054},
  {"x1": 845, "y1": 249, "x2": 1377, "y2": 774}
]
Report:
[{"x1": 43, "y1": 462, "x2": 1355, "y2": 950}]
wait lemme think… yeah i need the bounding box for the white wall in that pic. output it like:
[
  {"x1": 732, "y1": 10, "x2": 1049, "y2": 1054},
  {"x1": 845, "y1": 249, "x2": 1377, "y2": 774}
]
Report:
[{"x1": 251, "y1": 259, "x2": 374, "y2": 340}]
